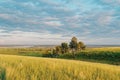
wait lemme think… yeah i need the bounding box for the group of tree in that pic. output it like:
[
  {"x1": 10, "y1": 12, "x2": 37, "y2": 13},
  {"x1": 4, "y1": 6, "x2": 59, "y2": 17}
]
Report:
[{"x1": 53, "y1": 37, "x2": 86, "y2": 57}]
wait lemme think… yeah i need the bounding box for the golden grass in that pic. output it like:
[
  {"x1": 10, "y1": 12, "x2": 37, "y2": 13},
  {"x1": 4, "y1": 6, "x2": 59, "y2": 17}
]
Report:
[
  {"x1": 0, "y1": 54, "x2": 120, "y2": 80},
  {"x1": 87, "y1": 47, "x2": 120, "y2": 52}
]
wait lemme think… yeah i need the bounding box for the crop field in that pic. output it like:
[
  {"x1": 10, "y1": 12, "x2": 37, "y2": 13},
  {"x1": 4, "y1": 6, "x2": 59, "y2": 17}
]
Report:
[
  {"x1": 0, "y1": 47, "x2": 120, "y2": 65},
  {"x1": 0, "y1": 54, "x2": 120, "y2": 80},
  {"x1": 86, "y1": 47, "x2": 120, "y2": 52},
  {"x1": 0, "y1": 48, "x2": 51, "y2": 57}
]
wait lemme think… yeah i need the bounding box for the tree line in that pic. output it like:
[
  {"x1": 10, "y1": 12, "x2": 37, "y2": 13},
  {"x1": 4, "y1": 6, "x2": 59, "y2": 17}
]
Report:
[{"x1": 52, "y1": 37, "x2": 86, "y2": 57}]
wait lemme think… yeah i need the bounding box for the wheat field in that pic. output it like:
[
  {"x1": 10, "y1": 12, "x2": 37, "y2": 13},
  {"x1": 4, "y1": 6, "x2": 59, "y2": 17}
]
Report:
[{"x1": 0, "y1": 54, "x2": 120, "y2": 80}]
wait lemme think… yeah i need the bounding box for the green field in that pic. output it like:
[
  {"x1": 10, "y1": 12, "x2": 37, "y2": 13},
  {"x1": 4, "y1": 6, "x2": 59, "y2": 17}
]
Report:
[
  {"x1": 0, "y1": 54, "x2": 120, "y2": 80},
  {"x1": 0, "y1": 47, "x2": 120, "y2": 65},
  {"x1": 59, "y1": 47, "x2": 120, "y2": 65}
]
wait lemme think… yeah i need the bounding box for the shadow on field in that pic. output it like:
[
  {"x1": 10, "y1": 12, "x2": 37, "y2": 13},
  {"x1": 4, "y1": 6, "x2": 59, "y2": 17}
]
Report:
[{"x1": 0, "y1": 67, "x2": 6, "y2": 80}]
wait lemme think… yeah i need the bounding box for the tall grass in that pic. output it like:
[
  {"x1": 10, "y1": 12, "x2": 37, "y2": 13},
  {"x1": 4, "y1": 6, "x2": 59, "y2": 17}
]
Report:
[
  {"x1": 0, "y1": 54, "x2": 120, "y2": 80},
  {"x1": 0, "y1": 47, "x2": 120, "y2": 65},
  {"x1": 0, "y1": 67, "x2": 6, "y2": 80},
  {"x1": 0, "y1": 48, "x2": 51, "y2": 57}
]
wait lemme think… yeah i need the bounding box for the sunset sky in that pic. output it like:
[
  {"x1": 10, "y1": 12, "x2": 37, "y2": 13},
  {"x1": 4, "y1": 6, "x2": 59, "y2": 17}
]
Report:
[{"x1": 0, "y1": 0, "x2": 120, "y2": 45}]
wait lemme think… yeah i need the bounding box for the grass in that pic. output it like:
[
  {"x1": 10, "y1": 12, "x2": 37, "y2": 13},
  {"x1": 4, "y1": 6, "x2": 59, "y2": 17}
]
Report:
[
  {"x1": 0, "y1": 48, "x2": 51, "y2": 56},
  {"x1": 0, "y1": 67, "x2": 6, "y2": 80},
  {"x1": 0, "y1": 47, "x2": 120, "y2": 65},
  {"x1": 0, "y1": 54, "x2": 120, "y2": 80},
  {"x1": 57, "y1": 47, "x2": 120, "y2": 65},
  {"x1": 87, "y1": 47, "x2": 120, "y2": 52}
]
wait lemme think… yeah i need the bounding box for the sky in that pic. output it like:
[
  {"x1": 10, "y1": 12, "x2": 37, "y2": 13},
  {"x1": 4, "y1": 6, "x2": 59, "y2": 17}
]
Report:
[{"x1": 0, "y1": 0, "x2": 120, "y2": 45}]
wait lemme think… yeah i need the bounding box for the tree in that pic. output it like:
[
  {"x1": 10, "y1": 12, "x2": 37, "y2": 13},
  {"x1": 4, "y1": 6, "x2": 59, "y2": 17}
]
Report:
[
  {"x1": 52, "y1": 49, "x2": 56, "y2": 54},
  {"x1": 69, "y1": 37, "x2": 78, "y2": 50},
  {"x1": 61, "y1": 42, "x2": 69, "y2": 54},
  {"x1": 77, "y1": 41, "x2": 86, "y2": 51},
  {"x1": 53, "y1": 36, "x2": 86, "y2": 58},
  {"x1": 52, "y1": 48, "x2": 59, "y2": 57},
  {"x1": 69, "y1": 37, "x2": 78, "y2": 57},
  {"x1": 55, "y1": 46, "x2": 61, "y2": 54}
]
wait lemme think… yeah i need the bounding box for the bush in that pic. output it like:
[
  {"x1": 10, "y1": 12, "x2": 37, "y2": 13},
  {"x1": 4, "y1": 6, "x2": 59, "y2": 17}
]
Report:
[{"x1": 76, "y1": 51, "x2": 120, "y2": 65}]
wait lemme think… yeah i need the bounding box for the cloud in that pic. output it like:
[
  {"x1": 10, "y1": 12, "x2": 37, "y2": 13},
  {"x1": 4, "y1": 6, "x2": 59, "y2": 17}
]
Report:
[
  {"x1": 97, "y1": 14, "x2": 113, "y2": 26},
  {"x1": 0, "y1": 13, "x2": 11, "y2": 20},
  {"x1": 43, "y1": 17, "x2": 59, "y2": 21},
  {"x1": 43, "y1": 21, "x2": 63, "y2": 27},
  {"x1": 84, "y1": 37, "x2": 120, "y2": 45},
  {"x1": 100, "y1": 0, "x2": 120, "y2": 6},
  {"x1": 0, "y1": 29, "x2": 6, "y2": 32},
  {"x1": 0, "y1": 30, "x2": 70, "y2": 45},
  {"x1": 1, "y1": 29, "x2": 120, "y2": 45},
  {"x1": 112, "y1": 30, "x2": 120, "y2": 33},
  {"x1": 0, "y1": 0, "x2": 120, "y2": 45},
  {"x1": 107, "y1": 0, "x2": 120, "y2": 3}
]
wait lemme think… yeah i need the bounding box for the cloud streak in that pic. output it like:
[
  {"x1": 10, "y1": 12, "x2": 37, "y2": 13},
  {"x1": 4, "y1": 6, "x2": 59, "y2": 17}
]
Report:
[{"x1": 0, "y1": 0, "x2": 120, "y2": 45}]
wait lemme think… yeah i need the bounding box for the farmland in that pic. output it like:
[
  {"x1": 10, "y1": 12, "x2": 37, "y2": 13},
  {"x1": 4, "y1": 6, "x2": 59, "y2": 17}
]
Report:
[
  {"x1": 59, "y1": 47, "x2": 120, "y2": 65},
  {"x1": 0, "y1": 47, "x2": 120, "y2": 80},
  {"x1": 0, "y1": 47, "x2": 120, "y2": 65},
  {"x1": 0, "y1": 54, "x2": 120, "y2": 80}
]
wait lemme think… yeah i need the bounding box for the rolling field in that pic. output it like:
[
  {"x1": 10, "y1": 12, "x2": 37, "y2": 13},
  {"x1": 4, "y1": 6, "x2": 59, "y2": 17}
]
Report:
[
  {"x1": 0, "y1": 54, "x2": 120, "y2": 80},
  {"x1": 0, "y1": 47, "x2": 120, "y2": 65},
  {"x1": 57, "y1": 47, "x2": 120, "y2": 65}
]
